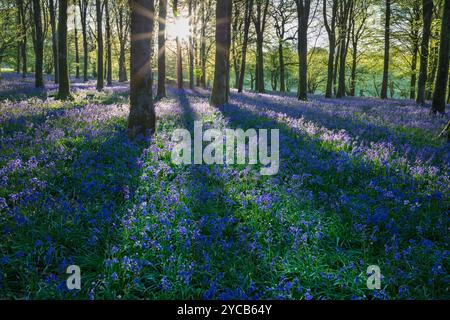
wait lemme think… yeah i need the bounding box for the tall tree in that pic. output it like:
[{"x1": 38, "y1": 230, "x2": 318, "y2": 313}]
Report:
[
  {"x1": 431, "y1": 0, "x2": 450, "y2": 114},
  {"x1": 237, "y1": 0, "x2": 253, "y2": 93},
  {"x1": 253, "y1": 0, "x2": 270, "y2": 93},
  {"x1": 74, "y1": 5, "x2": 80, "y2": 79},
  {"x1": 188, "y1": 0, "x2": 195, "y2": 89},
  {"x1": 18, "y1": 0, "x2": 27, "y2": 78},
  {"x1": 349, "y1": 0, "x2": 369, "y2": 97},
  {"x1": 336, "y1": 0, "x2": 353, "y2": 98},
  {"x1": 295, "y1": 0, "x2": 311, "y2": 101},
  {"x1": 78, "y1": 0, "x2": 89, "y2": 82},
  {"x1": 273, "y1": 0, "x2": 296, "y2": 94},
  {"x1": 128, "y1": 0, "x2": 156, "y2": 138},
  {"x1": 57, "y1": 0, "x2": 70, "y2": 99},
  {"x1": 211, "y1": 0, "x2": 232, "y2": 106},
  {"x1": 48, "y1": 0, "x2": 58, "y2": 83},
  {"x1": 380, "y1": 0, "x2": 391, "y2": 99},
  {"x1": 32, "y1": 0, "x2": 44, "y2": 87},
  {"x1": 96, "y1": 0, "x2": 104, "y2": 91},
  {"x1": 114, "y1": 0, "x2": 129, "y2": 82},
  {"x1": 417, "y1": 0, "x2": 433, "y2": 104},
  {"x1": 174, "y1": 0, "x2": 183, "y2": 89},
  {"x1": 323, "y1": 0, "x2": 338, "y2": 98},
  {"x1": 105, "y1": 1, "x2": 112, "y2": 85},
  {"x1": 157, "y1": 0, "x2": 167, "y2": 97}
]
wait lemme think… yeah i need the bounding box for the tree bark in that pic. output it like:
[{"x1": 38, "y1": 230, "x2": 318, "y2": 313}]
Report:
[
  {"x1": 188, "y1": 0, "x2": 195, "y2": 89},
  {"x1": 57, "y1": 0, "x2": 70, "y2": 100},
  {"x1": 128, "y1": 0, "x2": 156, "y2": 138},
  {"x1": 336, "y1": 0, "x2": 352, "y2": 98},
  {"x1": 96, "y1": 0, "x2": 104, "y2": 91},
  {"x1": 32, "y1": 0, "x2": 44, "y2": 88},
  {"x1": 296, "y1": 0, "x2": 311, "y2": 101},
  {"x1": 157, "y1": 0, "x2": 167, "y2": 97},
  {"x1": 253, "y1": 0, "x2": 269, "y2": 94},
  {"x1": 380, "y1": 0, "x2": 391, "y2": 99},
  {"x1": 49, "y1": 0, "x2": 58, "y2": 83},
  {"x1": 431, "y1": 0, "x2": 450, "y2": 114},
  {"x1": 105, "y1": 1, "x2": 112, "y2": 85},
  {"x1": 237, "y1": 0, "x2": 253, "y2": 93},
  {"x1": 324, "y1": 0, "x2": 337, "y2": 98},
  {"x1": 74, "y1": 6, "x2": 80, "y2": 79},
  {"x1": 78, "y1": 0, "x2": 89, "y2": 82},
  {"x1": 417, "y1": 0, "x2": 433, "y2": 104},
  {"x1": 211, "y1": 0, "x2": 232, "y2": 106},
  {"x1": 174, "y1": 0, "x2": 183, "y2": 89}
]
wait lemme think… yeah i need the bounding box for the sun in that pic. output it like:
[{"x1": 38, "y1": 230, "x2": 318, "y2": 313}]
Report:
[{"x1": 167, "y1": 17, "x2": 191, "y2": 41}]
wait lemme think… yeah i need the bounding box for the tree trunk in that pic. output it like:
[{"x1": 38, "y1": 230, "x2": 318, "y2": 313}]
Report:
[
  {"x1": 237, "y1": 0, "x2": 253, "y2": 93},
  {"x1": 279, "y1": 42, "x2": 286, "y2": 93},
  {"x1": 128, "y1": 0, "x2": 156, "y2": 138},
  {"x1": 417, "y1": 0, "x2": 433, "y2": 104},
  {"x1": 18, "y1": 0, "x2": 27, "y2": 78},
  {"x1": 57, "y1": 0, "x2": 70, "y2": 100},
  {"x1": 431, "y1": 0, "x2": 450, "y2": 114},
  {"x1": 337, "y1": 0, "x2": 352, "y2": 98},
  {"x1": 32, "y1": 0, "x2": 44, "y2": 88},
  {"x1": 380, "y1": 0, "x2": 391, "y2": 99},
  {"x1": 78, "y1": 0, "x2": 88, "y2": 82},
  {"x1": 211, "y1": 0, "x2": 232, "y2": 106},
  {"x1": 324, "y1": 0, "x2": 337, "y2": 98},
  {"x1": 105, "y1": 2, "x2": 112, "y2": 85},
  {"x1": 174, "y1": 0, "x2": 183, "y2": 89},
  {"x1": 74, "y1": 7, "x2": 80, "y2": 79},
  {"x1": 410, "y1": 42, "x2": 419, "y2": 99},
  {"x1": 188, "y1": 0, "x2": 195, "y2": 89},
  {"x1": 96, "y1": 0, "x2": 104, "y2": 91},
  {"x1": 296, "y1": 0, "x2": 311, "y2": 101},
  {"x1": 49, "y1": 0, "x2": 58, "y2": 83},
  {"x1": 157, "y1": 0, "x2": 167, "y2": 97}
]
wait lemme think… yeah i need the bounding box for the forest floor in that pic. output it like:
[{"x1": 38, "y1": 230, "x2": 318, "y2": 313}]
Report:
[{"x1": 0, "y1": 73, "x2": 449, "y2": 300}]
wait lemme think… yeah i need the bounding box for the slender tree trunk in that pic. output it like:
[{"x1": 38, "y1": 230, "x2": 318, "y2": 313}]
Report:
[
  {"x1": 380, "y1": 0, "x2": 391, "y2": 99},
  {"x1": 410, "y1": 43, "x2": 419, "y2": 99},
  {"x1": 350, "y1": 42, "x2": 358, "y2": 96},
  {"x1": 431, "y1": 0, "x2": 450, "y2": 114},
  {"x1": 49, "y1": 0, "x2": 58, "y2": 83},
  {"x1": 211, "y1": 0, "x2": 232, "y2": 106},
  {"x1": 18, "y1": 0, "x2": 27, "y2": 78},
  {"x1": 237, "y1": 0, "x2": 253, "y2": 93},
  {"x1": 296, "y1": 0, "x2": 311, "y2": 101},
  {"x1": 57, "y1": 0, "x2": 70, "y2": 99},
  {"x1": 79, "y1": 0, "x2": 88, "y2": 82},
  {"x1": 417, "y1": 0, "x2": 433, "y2": 104},
  {"x1": 157, "y1": 0, "x2": 167, "y2": 97},
  {"x1": 174, "y1": 0, "x2": 183, "y2": 89},
  {"x1": 279, "y1": 42, "x2": 286, "y2": 93},
  {"x1": 74, "y1": 7, "x2": 80, "y2": 79},
  {"x1": 188, "y1": 0, "x2": 195, "y2": 89},
  {"x1": 427, "y1": 45, "x2": 438, "y2": 100},
  {"x1": 324, "y1": 0, "x2": 337, "y2": 98},
  {"x1": 337, "y1": 0, "x2": 352, "y2": 98},
  {"x1": 32, "y1": 0, "x2": 44, "y2": 88},
  {"x1": 105, "y1": 2, "x2": 112, "y2": 85},
  {"x1": 200, "y1": 0, "x2": 207, "y2": 88},
  {"x1": 128, "y1": 0, "x2": 156, "y2": 138},
  {"x1": 96, "y1": 0, "x2": 104, "y2": 91}
]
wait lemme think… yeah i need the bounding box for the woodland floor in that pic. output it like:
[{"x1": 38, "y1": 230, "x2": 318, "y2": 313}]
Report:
[{"x1": 0, "y1": 73, "x2": 449, "y2": 299}]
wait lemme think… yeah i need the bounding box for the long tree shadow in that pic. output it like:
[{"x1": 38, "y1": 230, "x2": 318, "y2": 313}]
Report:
[{"x1": 0, "y1": 104, "x2": 146, "y2": 298}]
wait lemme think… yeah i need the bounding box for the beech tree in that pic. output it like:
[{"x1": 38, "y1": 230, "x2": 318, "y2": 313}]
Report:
[
  {"x1": 157, "y1": 0, "x2": 167, "y2": 98},
  {"x1": 57, "y1": 0, "x2": 70, "y2": 100},
  {"x1": 211, "y1": 0, "x2": 233, "y2": 106},
  {"x1": 32, "y1": 0, "x2": 44, "y2": 88},
  {"x1": 128, "y1": 0, "x2": 156, "y2": 138},
  {"x1": 431, "y1": 0, "x2": 450, "y2": 114},
  {"x1": 380, "y1": 0, "x2": 391, "y2": 99},
  {"x1": 295, "y1": 0, "x2": 311, "y2": 101}
]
